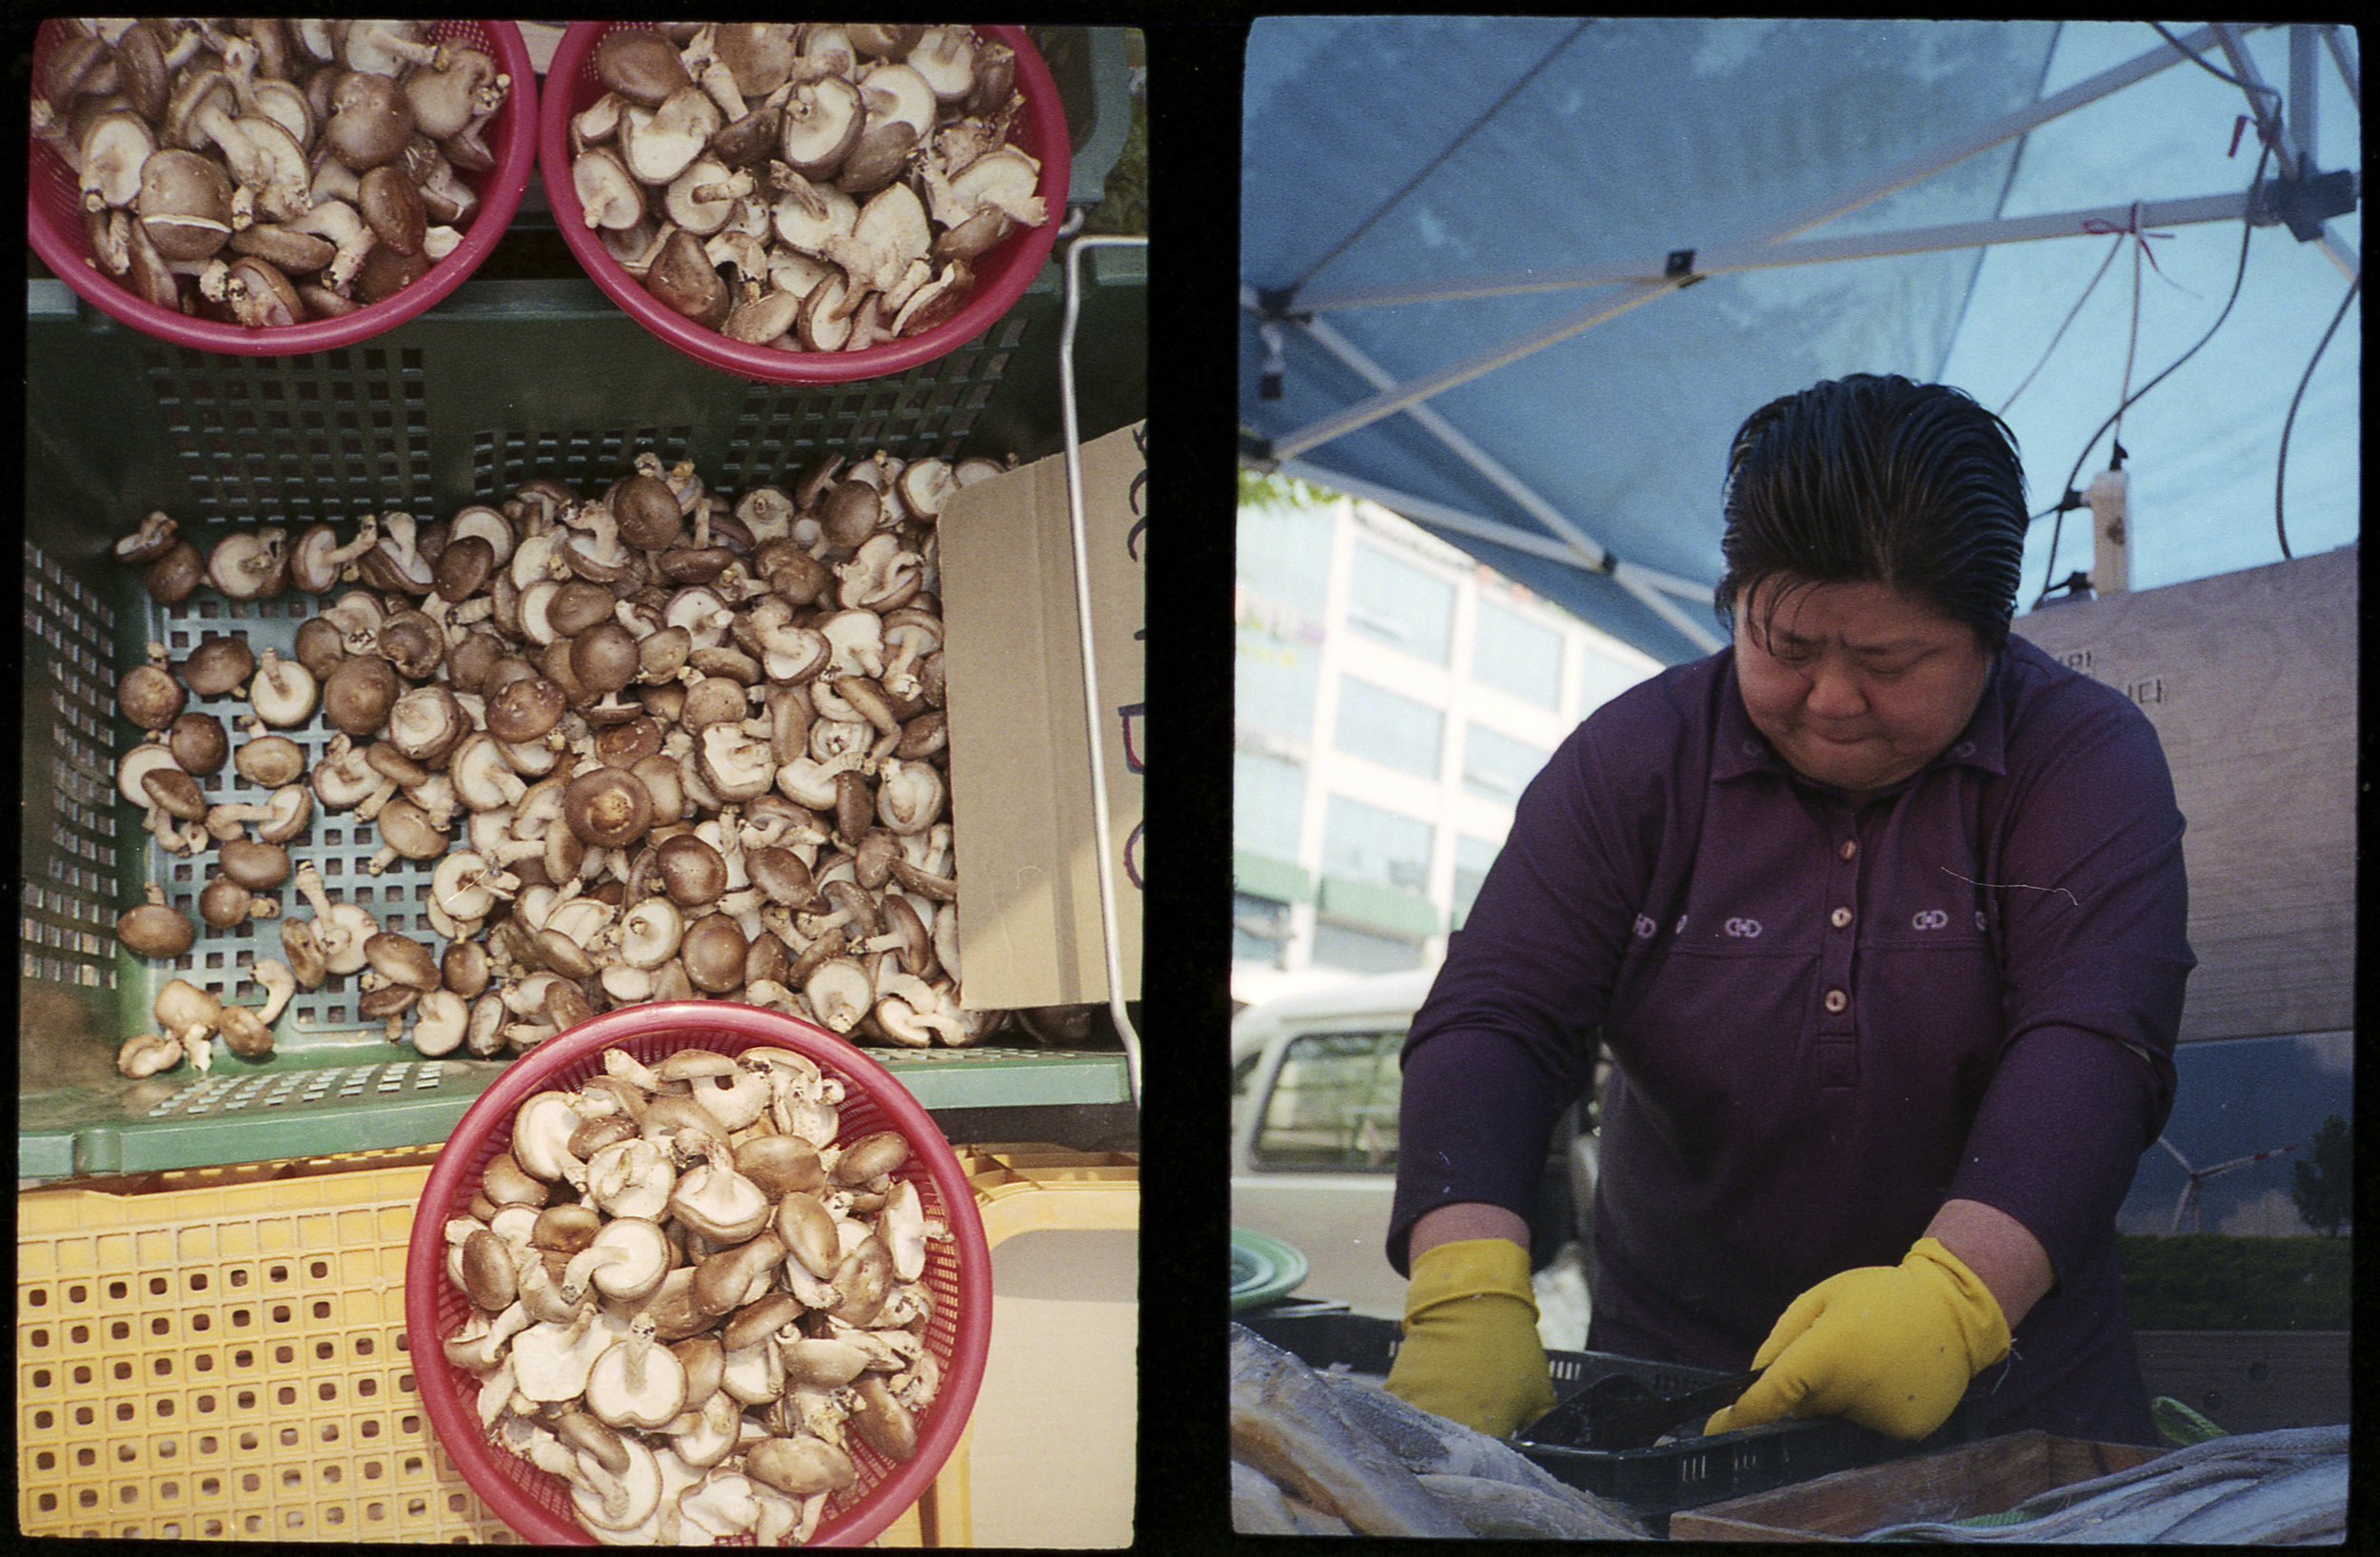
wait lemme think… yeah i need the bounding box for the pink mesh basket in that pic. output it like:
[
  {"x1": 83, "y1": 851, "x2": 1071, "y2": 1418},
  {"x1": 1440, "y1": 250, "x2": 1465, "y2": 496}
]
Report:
[
  {"x1": 26, "y1": 20, "x2": 537, "y2": 356},
  {"x1": 538, "y1": 23, "x2": 1069, "y2": 385},
  {"x1": 404, "y1": 1002, "x2": 994, "y2": 1546}
]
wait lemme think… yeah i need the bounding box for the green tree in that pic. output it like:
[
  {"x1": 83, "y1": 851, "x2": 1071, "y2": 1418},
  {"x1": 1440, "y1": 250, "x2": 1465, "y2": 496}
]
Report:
[
  {"x1": 2290, "y1": 1114, "x2": 2352, "y2": 1236},
  {"x1": 1237, "y1": 464, "x2": 1338, "y2": 510}
]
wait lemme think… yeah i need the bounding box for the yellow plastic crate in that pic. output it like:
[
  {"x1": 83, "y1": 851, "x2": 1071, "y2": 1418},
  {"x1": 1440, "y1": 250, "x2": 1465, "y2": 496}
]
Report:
[{"x1": 15, "y1": 1142, "x2": 1139, "y2": 1542}]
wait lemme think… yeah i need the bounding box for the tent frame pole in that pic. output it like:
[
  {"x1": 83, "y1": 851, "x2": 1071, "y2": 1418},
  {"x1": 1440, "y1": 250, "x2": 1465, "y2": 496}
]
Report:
[
  {"x1": 1263, "y1": 22, "x2": 2236, "y2": 463},
  {"x1": 2211, "y1": 23, "x2": 2360, "y2": 282},
  {"x1": 1259, "y1": 283, "x2": 1727, "y2": 656},
  {"x1": 1293, "y1": 191, "x2": 2267, "y2": 312},
  {"x1": 1255, "y1": 284, "x2": 1613, "y2": 569},
  {"x1": 1279, "y1": 458, "x2": 1729, "y2": 655}
]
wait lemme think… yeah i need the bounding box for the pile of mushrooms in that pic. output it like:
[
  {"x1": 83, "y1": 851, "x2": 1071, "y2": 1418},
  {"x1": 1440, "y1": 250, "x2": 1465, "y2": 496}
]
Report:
[
  {"x1": 567, "y1": 24, "x2": 1047, "y2": 351},
  {"x1": 109, "y1": 443, "x2": 1031, "y2": 1077},
  {"x1": 443, "y1": 1044, "x2": 952, "y2": 1544},
  {"x1": 32, "y1": 18, "x2": 508, "y2": 325}
]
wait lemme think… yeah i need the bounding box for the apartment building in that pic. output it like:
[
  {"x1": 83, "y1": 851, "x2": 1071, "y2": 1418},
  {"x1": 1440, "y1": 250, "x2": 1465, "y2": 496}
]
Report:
[{"x1": 1234, "y1": 491, "x2": 1668, "y2": 1006}]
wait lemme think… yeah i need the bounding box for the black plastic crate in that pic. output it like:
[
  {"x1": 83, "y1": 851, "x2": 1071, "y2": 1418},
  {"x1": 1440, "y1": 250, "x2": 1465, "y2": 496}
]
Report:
[{"x1": 1240, "y1": 1303, "x2": 1954, "y2": 1518}]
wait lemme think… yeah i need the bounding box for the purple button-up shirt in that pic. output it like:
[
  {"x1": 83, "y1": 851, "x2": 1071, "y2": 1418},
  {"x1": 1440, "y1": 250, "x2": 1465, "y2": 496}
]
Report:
[{"x1": 1393, "y1": 637, "x2": 2192, "y2": 1443}]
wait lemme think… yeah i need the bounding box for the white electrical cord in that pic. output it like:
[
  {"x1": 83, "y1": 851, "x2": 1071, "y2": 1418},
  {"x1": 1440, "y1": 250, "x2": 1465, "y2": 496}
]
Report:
[{"x1": 1058, "y1": 231, "x2": 1149, "y2": 1106}]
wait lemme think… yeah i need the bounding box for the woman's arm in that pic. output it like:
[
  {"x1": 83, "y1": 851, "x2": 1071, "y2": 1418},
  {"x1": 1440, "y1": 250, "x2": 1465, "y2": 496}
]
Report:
[
  {"x1": 1407, "y1": 1201, "x2": 1533, "y2": 1263},
  {"x1": 1925, "y1": 1197, "x2": 2053, "y2": 1330}
]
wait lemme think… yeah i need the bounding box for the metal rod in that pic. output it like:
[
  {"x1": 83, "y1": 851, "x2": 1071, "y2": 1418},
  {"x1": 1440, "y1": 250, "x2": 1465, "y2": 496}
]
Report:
[
  {"x1": 2211, "y1": 24, "x2": 2300, "y2": 178},
  {"x1": 1295, "y1": 190, "x2": 2259, "y2": 311},
  {"x1": 1268, "y1": 281, "x2": 1679, "y2": 463},
  {"x1": 1058, "y1": 233, "x2": 1145, "y2": 1106},
  {"x1": 1296, "y1": 310, "x2": 1613, "y2": 568},
  {"x1": 2211, "y1": 23, "x2": 2362, "y2": 282},
  {"x1": 1273, "y1": 454, "x2": 1712, "y2": 602},
  {"x1": 2291, "y1": 24, "x2": 2319, "y2": 175},
  {"x1": 1263, "y1": 22, "x2": 2231, "y2": 463},
  {"x1": 1609, "y1": 565, "x2": 1729, "y2": 658},
  {"x1": 1276, "y1": 458, "x2": 1727, "y2": 655},
  {"x1": 2321, "y1": 24, "x2": 2357, "y2": 111}
]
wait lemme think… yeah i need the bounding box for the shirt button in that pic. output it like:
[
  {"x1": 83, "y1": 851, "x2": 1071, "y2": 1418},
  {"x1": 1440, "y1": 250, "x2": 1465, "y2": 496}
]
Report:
[
  {"x1": 1829, "y1": 907, "x2": 1854, "y2": 930},
  {"x1": 1823, "y1": 988, "x2": 1849, "y2": 1015},
  {"x1": 1837, "y1": 839, "x2": 1858, "y2": 861}
]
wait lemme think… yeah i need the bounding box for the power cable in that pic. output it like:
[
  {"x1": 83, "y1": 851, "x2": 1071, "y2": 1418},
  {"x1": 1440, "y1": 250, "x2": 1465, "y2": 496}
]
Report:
[
  {"x1": 2272, "y1": 273, "x2": 2360, "y2": 560},
  {"x1": 2034, "y1": 143, "x2": 2273, "y2": 605},
  {"x1": 1996, "y1": 229, "x2": 2126, "y2": 419},
  {"x1": 2147, "y1": 21, "x2": 2286, "y2": 112}
]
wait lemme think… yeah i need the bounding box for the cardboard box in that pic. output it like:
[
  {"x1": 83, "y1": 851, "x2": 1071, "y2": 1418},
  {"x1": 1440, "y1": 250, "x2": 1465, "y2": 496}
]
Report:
[
  {"x1": 940, "y1": 423, "x2": 1147, "y2": 1009},
  {"x1": 1665, "y1": 1429, "x2": 2165, "y2": 1542},
  {"x1": 2012, "y1": 545, "x2": 2356, "y2": 1042}
]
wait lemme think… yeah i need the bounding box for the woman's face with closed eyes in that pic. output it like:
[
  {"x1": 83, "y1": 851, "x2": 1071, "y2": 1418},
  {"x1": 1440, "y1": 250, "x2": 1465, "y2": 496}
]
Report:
[{"x1": 1733, "y1": 575, "x2": 1993, "y2": 803}]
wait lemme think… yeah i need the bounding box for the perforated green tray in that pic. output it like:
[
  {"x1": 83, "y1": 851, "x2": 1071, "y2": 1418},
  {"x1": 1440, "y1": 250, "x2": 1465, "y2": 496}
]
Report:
[{"x1": 21, "y1": 257, "x2": 1146, "y2": 1183}]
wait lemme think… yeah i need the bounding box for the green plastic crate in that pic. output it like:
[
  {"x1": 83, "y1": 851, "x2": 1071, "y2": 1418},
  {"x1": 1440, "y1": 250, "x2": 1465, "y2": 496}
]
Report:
[{"x1": 21, "y1": 250, "x2": 1147, "y2": 1183}]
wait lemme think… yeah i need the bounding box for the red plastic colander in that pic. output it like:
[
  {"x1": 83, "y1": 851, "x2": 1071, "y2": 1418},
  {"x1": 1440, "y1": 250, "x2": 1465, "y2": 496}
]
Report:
[
  {"x1": 26, "y1": 20, "x2": 537, "y2": 356},
  {"x1": 538, "y1": 23, "x2": 1070, "y2": 385},
  {"x1": 404, "y1": 1002, "x2": 994, "y2": 1546}
]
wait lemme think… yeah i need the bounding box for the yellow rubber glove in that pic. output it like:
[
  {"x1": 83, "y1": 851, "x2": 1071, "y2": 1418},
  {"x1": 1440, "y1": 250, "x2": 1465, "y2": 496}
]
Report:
[
  {"x1": 1704, "y1": 1237, "x2": 2011, "y2": 1442},
  {"x1": 1381, "y1": 1238, "x2": 1557, "y2": 1439}
]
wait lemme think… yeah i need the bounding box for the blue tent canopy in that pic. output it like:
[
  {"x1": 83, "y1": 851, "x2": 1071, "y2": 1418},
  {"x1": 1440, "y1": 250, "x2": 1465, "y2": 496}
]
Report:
[{"x1": 1240, "y1": 19, "x2": 2361, "y2": 663}]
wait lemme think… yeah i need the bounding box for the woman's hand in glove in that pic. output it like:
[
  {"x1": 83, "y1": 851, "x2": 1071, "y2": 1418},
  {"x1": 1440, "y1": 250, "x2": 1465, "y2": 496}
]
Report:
[
  {"x1": 1703, "y1": 1236, "x2": 2012, "y2": 1442},
  {"x1": 1382, "y1": 1235, "x2": 1556, "y2": 1439}
]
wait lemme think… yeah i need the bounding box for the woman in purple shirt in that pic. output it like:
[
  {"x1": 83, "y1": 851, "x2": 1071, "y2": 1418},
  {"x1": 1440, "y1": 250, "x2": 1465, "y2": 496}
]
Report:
[{"x1": 1383, "y1": 375, "x2": 2191, "y2": 1448}]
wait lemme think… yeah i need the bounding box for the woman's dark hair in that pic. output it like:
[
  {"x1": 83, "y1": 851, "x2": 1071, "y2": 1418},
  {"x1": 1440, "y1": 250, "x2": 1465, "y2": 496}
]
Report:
[{"x1": 1715, "y1": 374, "x2": 2028, "y2": 650}]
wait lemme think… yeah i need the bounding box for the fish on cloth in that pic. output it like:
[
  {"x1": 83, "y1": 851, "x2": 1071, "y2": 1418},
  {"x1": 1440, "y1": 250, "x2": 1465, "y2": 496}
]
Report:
[
  {"x1": 1228, "y1": 1323, "x2": 1649, "y2": 1539},
  {"x1": 1859, "y1": 1423, "x2": 2348, "y2": 1544}
]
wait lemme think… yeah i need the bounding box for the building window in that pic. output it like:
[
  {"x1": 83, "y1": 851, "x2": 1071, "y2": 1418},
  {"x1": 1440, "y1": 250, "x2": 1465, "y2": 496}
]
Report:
[
  {"x1": 1345, "y1": 542, "x2": 1454, "y2": 665},
  {"x1": 1472, "y1": 598, "x2": 1563, "y2": 709},
  {"x1": 1234, "y1": 753, "x2": 1306, "y2": 861},
  {"x1": 1451, "y1": 835, "x2": 1502, "y2": 929},
  {"x1": 1232, "y1": 893, "x2": 1294, "y2": 966},
  {"x1": 1320, "y1": 795, "x2": 1434, "y2": 895},
  {"x1": 1238, "y1": 499, "x2": 1337, "y2": 619},
  {"x1": 1460, "y1": 724, "x2": 1552, "y2": 802},
  {"x1": 1333, "y1": 677, "x2": 1443, "y2": 778},
  {"x1": 1310, "y1": 921, "x2": 1428, "y2": 976},
  {"x1": 1237, "y1": 617, "x2": 1320, "y2": 739}
]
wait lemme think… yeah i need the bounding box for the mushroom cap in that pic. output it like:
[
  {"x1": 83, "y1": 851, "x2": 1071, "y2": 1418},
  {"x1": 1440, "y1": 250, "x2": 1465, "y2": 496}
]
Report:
[
  {"x1": 119, "y1": 897, "x2": 197, "y2": 959},
  {"x1": 735, "y1": 1133, "x2": 826, "y2": 1197},
  {"x1": 744, "y1": 1434, "x2": 858, "y2": 1499},
  {"x1": 119, "y1": 661, "x2": 188, "y2": 730},
  {"x1": 219, "y1": 838, "x2": 292, "y2": 891},
  {"x1": 366, "y1": 931, "x2": 441, "y2": 992},
  {"x1": 564, "y1": 765, "x2": 654, "y2": 849}
]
